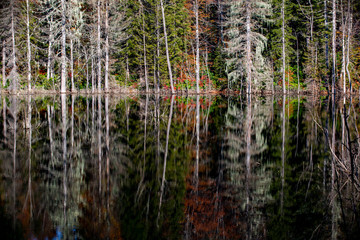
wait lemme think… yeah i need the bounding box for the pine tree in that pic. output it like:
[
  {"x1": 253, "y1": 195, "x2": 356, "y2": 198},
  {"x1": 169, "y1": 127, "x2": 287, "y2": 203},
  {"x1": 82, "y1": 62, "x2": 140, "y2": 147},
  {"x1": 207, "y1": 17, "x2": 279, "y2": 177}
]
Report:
[{"x1": 225, "y1": 0, "x2": 272, "y2": 93}]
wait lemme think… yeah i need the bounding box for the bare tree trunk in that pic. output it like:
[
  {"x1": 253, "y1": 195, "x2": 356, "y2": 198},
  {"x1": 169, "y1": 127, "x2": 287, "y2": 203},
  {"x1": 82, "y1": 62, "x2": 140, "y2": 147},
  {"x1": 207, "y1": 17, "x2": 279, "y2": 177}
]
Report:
[
  {"x1": 160, "y1": 0, "x2": 175, "y2": 94},
  {"x1": 92, "y1": 50, "x2": 95, "y2": 93},
  {"x1": 26, "y1": 0, "x2": 31, "y2": 91},
  {"x1": 139, "y1": 1, "x2": 149, "y2": 92},
  {"x1": 97, "y1": 0, "x2": 102, "y2": 92},
  {"x1": 346, "y1": 11, "x2": 352, "y2": 93},
  {"x1": 325, "y1": 0, "x2": 330, "y2": 92},
  {"x1": 195, "y1": 0, "x2": 200, "y2": 94},
  {"x1": 297, "y1": 34, "x2": 300, "y2": 94},
  {"x1": 341, "y1": 0, "x2": 346, "y2": 94},
  {"x1": 61, "y1": 0, "x2": 66, "y2": 93},
  {"x1": 11, "y1": 0, "x2": 17, "y2": 91},
  {"x1": 156, "y1": 4, "x2": 160, "y2": 93},
  {"x1": 332, "y1": 0, "x2": 336, "y2": 95},
  {"x1": 105, "y1": 0, "x2": 109, "y2": 92},
  {"x1": 2, "y1": 40, "x2": 5, "y2": 88},
  {"x1": 86, "y1": 51, "x2": 89, "y2": 91},
  {"x1": 282, "y1": 0, "x2": 286, "y2": 94},
  {"x1": 246, "y1": 3, "x2": 252, "y2": 94},
  {"x1": 47, "y1": 15, "x2": 54, "y2": 86},
  {"x1": 70, "y1": 38, "x2": 75, "y2": 92}
]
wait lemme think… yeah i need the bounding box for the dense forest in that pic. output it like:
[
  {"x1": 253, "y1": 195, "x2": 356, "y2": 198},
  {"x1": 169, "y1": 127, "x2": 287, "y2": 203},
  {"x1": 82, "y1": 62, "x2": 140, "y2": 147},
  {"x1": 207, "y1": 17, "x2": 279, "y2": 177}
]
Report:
[{"x1": 0, "y1": 0, "x2": 360, "y2": 94}]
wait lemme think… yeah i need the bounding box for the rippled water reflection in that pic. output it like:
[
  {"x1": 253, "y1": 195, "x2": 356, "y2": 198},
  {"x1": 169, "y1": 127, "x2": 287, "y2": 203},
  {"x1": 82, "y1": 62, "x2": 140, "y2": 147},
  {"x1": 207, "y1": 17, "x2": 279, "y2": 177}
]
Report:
[{"x1": 0, "y1": 94, "x2": 359, "y2": 239}]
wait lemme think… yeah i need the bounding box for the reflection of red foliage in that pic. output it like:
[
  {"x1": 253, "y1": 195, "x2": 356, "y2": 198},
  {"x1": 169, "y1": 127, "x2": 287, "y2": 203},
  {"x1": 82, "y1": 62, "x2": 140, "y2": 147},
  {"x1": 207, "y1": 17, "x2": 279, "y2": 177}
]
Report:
[{"x1": 184, "y1": 163, "x2": 247, "y2": 240}]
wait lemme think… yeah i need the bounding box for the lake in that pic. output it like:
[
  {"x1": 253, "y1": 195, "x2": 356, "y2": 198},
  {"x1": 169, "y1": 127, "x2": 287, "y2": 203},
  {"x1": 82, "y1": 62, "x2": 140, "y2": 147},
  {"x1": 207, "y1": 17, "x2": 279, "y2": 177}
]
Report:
[{"x1": 0, "y1": 94, "x2": 359, "y2": 239}]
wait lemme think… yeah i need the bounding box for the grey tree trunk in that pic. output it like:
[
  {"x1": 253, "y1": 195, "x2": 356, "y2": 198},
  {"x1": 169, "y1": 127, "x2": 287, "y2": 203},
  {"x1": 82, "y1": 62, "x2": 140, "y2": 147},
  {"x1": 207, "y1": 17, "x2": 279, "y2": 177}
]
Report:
[
  {"x1": 61, "y1": 0, "x2": 67, "y2": 93},
  {"x1": 155, "y1": 4, "x2": 160, "y2": 93},
  {"x1": 195, "y1": 0, "x2": 200, "y2": 94},
  {"x1": 92, "y1": 49, "x2": 95, "y2": 93},
  {"x1": 47, "y1": 15, "x2": 54, "y2": 85},
  {"x1": 297, "y1": 34, "x2": 300, "y2": 94},
  {"x1": 341, "y1": 1, "x2": 346, "y2": 94},
  {"x1": 332, "y1": 0, "x2": 336, "y2": 95},
  {"x1": 11, "y1": 0, "x2": 17, "y2": 91},
  {"x1": 324, "y1": 0, "x2": 330, "y2": 92},
  {"x1": 246, "y1": 3, "x2": 252, "y2": 94},
  {"x1": 2, "y1": 41, "x2": 5, "y2": 88},
  {"x1": 346, "y1": 14, "x2": 351, "y2": 93},
  {"x1": 97, "y1": 0, "x2": 102, "y2": 92},
  {"x1": 282, "y1": 0, "x2": 286, "y2": 94},
  {"x1": 26, "y1": 0, "x2": 31, "y2": 91},
  {"x1": 70, "y1": 38, "x2": 75, "y2": 91},
  {"x1": 160, "y1": 0, "x2": 175, "y2": 94},
  {"x1": 86, "y1": 51, "x2": 89, "y2": 91},
  {"x1": 105, "y1": 0, "x2": 109, "y2": 92}
]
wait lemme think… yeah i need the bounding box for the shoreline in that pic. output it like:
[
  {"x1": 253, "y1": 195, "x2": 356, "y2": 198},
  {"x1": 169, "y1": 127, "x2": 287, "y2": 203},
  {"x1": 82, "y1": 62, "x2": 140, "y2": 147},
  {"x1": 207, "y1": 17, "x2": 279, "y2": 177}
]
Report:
[{"x1": 0, "y1": 88, "x2": 359, "y2": 97}]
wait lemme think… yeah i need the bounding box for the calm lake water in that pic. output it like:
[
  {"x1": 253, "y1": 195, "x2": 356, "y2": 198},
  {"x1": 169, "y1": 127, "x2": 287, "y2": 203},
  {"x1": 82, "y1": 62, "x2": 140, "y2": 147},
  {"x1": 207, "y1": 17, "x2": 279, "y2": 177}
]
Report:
[{"x1": 0, "y1": 94, "x2": 359, "y2": 240}]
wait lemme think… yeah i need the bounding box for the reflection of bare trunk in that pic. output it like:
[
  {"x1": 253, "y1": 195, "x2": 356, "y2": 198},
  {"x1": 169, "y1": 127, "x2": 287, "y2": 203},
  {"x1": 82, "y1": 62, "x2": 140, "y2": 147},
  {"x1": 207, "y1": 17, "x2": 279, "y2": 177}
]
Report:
[
  {"x1": 98, "y1": 95, "x2": 102, "y2": 197},
  {"x1": 296, "y1": 95, "x2": 300, "y2": 155},
  {"x1": 61, "y1": 94, "x2": 67, "y2": 230},
  {"x1": 245, "y1": 95, "x2": 252, "y2": 238},
  {"x1": 12, "y1": 97, "x2": 17, "y2": 229},
  {"x1": 281, "y1": 95, "x2": 286, "y2": 213},
  {"x1": 195, "y1": 95, "x2": 200, "y2": 182},
  {"x1": 331, "y1": 96, "x2": 337, "y2": 239},
  {"x1": 47, "y1": 105, "x2": 54, "y2": 164},
  {"x1": 3, "y1": 98, "x2": 7, "y2": 141},
  {"x1": 105, "y1": 95, "x2": 110, "y2": 218},
  {"x1": 156, "y1": 95, "x2": 160, "y2": 166},
  {"x1": 71, "y1": 96, "x2": 74, "y2": 156},
  {"x1": 159, "y1": 96, "x2": 174, "y2": 210},
  {"x1": 27, "y1": 96, "x2": 32, "y2": 219}
]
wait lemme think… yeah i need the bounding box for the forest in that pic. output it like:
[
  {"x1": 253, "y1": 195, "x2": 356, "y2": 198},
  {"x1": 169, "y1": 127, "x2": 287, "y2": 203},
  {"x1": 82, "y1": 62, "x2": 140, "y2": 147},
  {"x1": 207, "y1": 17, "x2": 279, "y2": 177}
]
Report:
[{"x1": 1, "y1": 0, "x2": 360, "y2": 94}]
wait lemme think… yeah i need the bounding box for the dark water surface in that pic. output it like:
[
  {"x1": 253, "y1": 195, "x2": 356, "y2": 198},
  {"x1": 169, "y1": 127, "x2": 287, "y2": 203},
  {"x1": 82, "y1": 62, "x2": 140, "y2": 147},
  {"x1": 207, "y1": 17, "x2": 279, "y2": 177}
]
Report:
[{"x1": 0, "y1": 94, "x2": 359, "y2": 240}]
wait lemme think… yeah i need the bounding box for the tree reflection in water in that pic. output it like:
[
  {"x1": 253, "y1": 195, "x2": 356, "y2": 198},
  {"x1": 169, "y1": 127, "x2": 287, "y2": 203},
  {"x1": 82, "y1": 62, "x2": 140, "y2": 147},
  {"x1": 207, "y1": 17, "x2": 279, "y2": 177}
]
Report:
[{"x1": 0, "y1": 94, "x2": 359, "y2": 239}]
